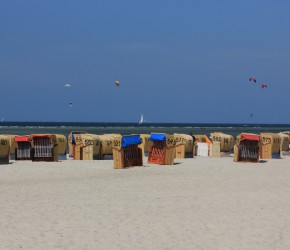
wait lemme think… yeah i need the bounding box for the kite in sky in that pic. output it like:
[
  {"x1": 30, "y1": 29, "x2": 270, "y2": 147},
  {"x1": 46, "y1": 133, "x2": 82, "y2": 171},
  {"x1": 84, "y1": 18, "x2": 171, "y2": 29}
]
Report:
[
  {"x1": 261, "y1": 83, "x2": 268, "y2": 88},
  {"x1": 248, "y1": 76, "x2": 269, "y2": 88},
  {"x1": 249, "y1": 77, "x2": 256, "y2": 83},
  {"x1": 65, "y1": 84, "x2": 73, "y2": 108}
]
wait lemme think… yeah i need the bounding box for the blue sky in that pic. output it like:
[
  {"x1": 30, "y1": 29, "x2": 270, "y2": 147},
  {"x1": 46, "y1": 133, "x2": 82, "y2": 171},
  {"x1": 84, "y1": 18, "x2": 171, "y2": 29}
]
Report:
[{"x1": 1, "y1": 0, "x2": 289, "y2": 123}]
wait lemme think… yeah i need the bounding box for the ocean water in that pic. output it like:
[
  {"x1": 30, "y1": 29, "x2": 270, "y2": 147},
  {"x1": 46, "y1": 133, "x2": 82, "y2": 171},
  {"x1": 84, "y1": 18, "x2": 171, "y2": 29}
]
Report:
[{"x1": 1, "y1": 122, "x2": 290, "y2": 138}]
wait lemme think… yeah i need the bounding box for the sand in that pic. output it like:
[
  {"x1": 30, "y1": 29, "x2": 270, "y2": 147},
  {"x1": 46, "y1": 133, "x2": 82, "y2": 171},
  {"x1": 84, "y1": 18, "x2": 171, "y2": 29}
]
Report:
[{"x1": 1, "y1": 157, "x2": 290, "y2": 250}]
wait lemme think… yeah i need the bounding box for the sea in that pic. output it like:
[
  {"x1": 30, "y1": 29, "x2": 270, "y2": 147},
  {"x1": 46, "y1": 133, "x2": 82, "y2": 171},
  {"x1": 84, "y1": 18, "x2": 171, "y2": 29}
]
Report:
[{"x1": 1, "y1": 121, "x2": 290, "y2": 138}]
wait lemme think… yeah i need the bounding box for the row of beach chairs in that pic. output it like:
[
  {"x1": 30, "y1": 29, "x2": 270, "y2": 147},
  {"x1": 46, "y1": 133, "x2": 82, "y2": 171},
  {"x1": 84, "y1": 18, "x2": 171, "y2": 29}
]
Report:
[{"x1": 0, "y1": 132, "x2": 289, "y2": 167}]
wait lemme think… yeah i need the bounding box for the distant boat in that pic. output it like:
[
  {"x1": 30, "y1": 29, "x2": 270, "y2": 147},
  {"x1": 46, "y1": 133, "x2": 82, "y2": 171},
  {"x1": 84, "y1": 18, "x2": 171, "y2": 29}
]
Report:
[{"x1": 139, "y1": 114, "x2": 144, "y2": 124}]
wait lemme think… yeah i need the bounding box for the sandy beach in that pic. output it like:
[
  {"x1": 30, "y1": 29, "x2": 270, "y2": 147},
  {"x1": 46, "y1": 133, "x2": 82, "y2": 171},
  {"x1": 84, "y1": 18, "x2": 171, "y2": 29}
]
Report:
[{"x1": 1, "y1": 157, "x2": 290, "y2": 250}]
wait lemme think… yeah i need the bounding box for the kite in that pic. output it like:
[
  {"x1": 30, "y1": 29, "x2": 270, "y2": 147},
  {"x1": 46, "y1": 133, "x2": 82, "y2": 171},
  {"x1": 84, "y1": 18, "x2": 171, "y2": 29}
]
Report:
[
  {"x1": 261, "y1": 83, "x2": 267, "y2": 88},
  {"x1": 249, "y1": 77, "x2": 256, "y2": 83},
  {"x1": 64, "y1": 83, "x2": 72, "y2": 88},
  {"x1": 115, "y1": 80, "x2": 120, "y2": 86},
  {"x1": 69, "y1": 102, "x2": 73, "y2": 108}
]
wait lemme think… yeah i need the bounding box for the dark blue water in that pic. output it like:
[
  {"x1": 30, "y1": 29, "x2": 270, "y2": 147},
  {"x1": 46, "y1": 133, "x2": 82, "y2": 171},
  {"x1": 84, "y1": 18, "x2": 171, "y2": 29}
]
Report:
[{"x1": 1, "y1": 121, "x2": 290, "y2": 138}]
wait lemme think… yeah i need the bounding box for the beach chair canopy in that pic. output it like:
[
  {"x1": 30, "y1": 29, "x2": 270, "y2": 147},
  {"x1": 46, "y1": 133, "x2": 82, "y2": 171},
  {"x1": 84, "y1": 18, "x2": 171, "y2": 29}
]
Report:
[
  {"x1": 122, "y1": 135, "x2": 142, "y2": 147},
  {"x1": 240, "y1": 134, "x2": 260, "y2": 141},
  {"x1": 173, "y1": 133, "x2": 193, "y2": 153},
  {"x1": 173, "y1": 133, "x2": 193, "y2": 145},
  {"x1": 14, "y1": 135, "x2": 30, "y2": 142},
  {"x1": 149, "y1": 133, "x2": 166, "y2": 141},
  {"x1": 210, "y1": 132, "x2": 234, "y2": 152},
  {"x1": 99, "y1": 134, "x2": 121, "y2": 155},
  {"x1": 69, "y1": 131, "x2": 87, "y2": 144}
]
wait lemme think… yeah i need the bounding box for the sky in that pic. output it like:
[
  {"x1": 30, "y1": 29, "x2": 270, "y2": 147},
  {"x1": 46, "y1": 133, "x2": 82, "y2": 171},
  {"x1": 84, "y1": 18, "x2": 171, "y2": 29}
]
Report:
[{"x1": 0, "y1": 0, "x2": 290, "y2": 123}]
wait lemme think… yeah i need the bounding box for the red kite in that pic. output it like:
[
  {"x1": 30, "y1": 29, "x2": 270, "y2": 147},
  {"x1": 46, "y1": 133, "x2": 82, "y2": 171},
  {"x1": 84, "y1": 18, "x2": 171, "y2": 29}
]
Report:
[
  {"x1": 261, "y1": 83, "x2": 267, "y2": 88},
  {"x1": 249, "y1": 77, "x2": 256, "y2": 83}
]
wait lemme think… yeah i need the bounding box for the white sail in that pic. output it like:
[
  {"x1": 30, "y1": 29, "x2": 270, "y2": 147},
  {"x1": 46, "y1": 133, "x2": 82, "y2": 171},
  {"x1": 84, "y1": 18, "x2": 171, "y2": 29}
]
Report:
[{"x1": 139, "y1": 114, "x2": 144, "y2": 124}]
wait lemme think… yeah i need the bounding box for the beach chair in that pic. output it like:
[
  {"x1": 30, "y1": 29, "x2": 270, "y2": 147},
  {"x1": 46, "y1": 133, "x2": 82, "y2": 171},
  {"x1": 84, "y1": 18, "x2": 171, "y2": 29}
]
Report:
[
  {"x1": 234, "y1": 133, "x2": 260, "y2": 162},
  {"x1": 31, "y1": 134, "x2": 58, "y2": 162},
  {"x1": 0, "y1": 135, "x2": 10, "y2": 164},
  {"x1": 210, "y1": 132, "x2": 234, "y2": 157},
  {"x1": 68, "y1": 131, "x2": 87, "y2": 158},
  {"x1": 173, "y1": 133, "x2": 194, "y2": 158},
  {"x1": 148, "y1": 133, "x2": 175, "y2": 165},
  {"x1": 72, "y1": 133, "x2": 101, "y2": 160},
  {"x1": 14, "y1": 135, "x2": 32, "y2": 160},
  {"x1": 99, "y1": 134, "x2": 120, "y2": 160},
  {"x1": 112, "y1": 135, "x2": 143, "y2": 169}
]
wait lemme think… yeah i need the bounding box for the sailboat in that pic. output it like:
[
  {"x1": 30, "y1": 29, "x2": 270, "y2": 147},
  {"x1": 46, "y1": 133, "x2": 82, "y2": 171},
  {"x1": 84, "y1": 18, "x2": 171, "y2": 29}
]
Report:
[{"x1": 139, "y1": 114, "x2": 144, "y2": 124}]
